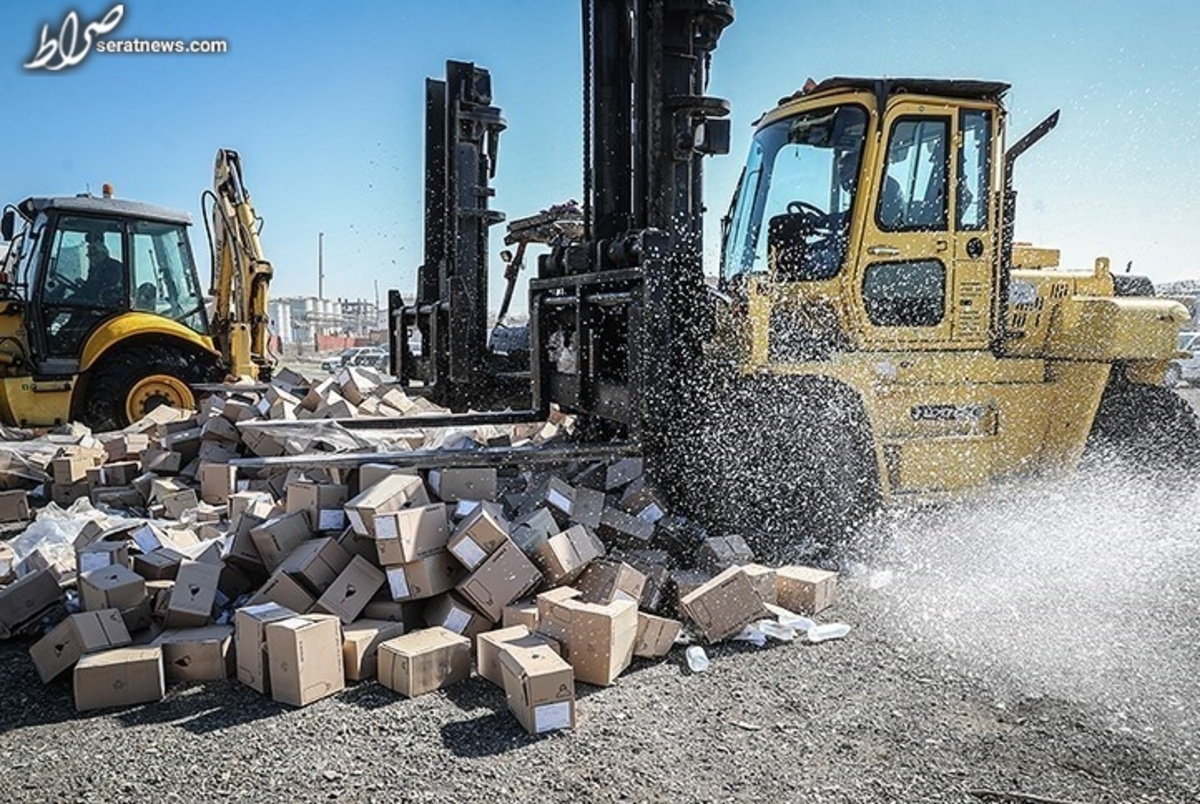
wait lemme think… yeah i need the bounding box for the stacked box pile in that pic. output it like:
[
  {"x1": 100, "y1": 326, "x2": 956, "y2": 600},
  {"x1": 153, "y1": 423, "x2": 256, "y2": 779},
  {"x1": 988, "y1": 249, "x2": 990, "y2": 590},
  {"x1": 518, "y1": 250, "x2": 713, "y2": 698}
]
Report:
[{"x1": 0, "y1": 367, "x2": 843, "y2": 732}]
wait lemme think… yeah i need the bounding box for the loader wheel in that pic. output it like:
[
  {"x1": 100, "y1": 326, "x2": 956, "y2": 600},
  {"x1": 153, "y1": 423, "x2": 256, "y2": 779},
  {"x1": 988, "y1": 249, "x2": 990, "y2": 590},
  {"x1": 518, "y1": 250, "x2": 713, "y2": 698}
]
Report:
[
  {"x1": 82, "y1": 344, "x2": 217, "y2": 431},
  {"x1": 684, "y1": 375, "x2": 880, "y2": 554},
  {"x1": 1084, "y1": 382, "x2": 1200, "y2": 473}
]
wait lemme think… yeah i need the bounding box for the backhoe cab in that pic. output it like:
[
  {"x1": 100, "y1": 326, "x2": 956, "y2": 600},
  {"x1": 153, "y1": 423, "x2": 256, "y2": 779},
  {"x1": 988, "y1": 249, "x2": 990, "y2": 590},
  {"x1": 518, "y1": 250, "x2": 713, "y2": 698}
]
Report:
[
  {"x1": 0, "y1": 150, "x2": 274, "y2": 430},
  {"x1": 711, "y1": 78, "x2": 1194, "y2": 521}
]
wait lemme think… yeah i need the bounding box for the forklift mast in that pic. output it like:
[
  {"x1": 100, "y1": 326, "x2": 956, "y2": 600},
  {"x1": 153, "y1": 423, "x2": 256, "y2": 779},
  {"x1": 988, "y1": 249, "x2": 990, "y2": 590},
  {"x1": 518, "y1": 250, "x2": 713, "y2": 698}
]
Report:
[{"x1": 389, "y1": 0, "x2": 734, "y2": 469}]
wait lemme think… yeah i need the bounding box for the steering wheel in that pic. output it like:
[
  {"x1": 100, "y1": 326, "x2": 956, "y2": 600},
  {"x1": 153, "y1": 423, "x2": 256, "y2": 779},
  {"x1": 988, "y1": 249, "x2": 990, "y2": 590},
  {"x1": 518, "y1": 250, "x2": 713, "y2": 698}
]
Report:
[
  {"x1": 47, "y1": 275, "x2": 86, "y2": 295},
  {"x1": 785, "y1": 200, "x2": 833, "y2": 235}
]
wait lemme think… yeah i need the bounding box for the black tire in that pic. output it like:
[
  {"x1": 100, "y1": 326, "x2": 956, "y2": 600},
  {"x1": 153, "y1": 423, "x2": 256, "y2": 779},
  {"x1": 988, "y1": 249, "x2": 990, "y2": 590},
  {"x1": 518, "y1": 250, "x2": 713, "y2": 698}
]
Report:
[
  {"x1": 81, "y1": 343, "x2": 220, "y2": 432},
  {"x1": 1084, "y1": 381, "x2": 1200, "y2": 473},
  {"x1": 674, "y1": 374, "x2": 881, "y2": 554}
]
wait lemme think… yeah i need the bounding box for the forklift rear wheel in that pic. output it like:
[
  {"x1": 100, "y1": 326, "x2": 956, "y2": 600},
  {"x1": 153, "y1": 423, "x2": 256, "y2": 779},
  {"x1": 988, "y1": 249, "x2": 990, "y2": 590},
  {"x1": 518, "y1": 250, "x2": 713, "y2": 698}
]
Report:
[
  {"x1": 82, "y1": 344, "x2": 215, "y2": 431},
  {"x1": 1084, "y1": 381, "x2": 1200, "y2": 473}
]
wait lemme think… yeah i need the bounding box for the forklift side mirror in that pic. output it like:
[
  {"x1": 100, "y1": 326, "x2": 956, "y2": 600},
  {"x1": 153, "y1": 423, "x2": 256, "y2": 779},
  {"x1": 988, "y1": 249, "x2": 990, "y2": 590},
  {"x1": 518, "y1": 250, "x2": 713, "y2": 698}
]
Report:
[
  {"x1": 0, "y1": 210, "x2": 14, "y2": 242},
  {"x1": 694, "y1": 119, "x2": 731, "y2": 156}
]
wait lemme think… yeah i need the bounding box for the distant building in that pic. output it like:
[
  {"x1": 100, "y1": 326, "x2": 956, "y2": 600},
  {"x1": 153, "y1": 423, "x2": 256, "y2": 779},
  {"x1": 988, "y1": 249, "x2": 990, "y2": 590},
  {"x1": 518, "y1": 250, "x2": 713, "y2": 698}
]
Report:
[{"x1": 268, "y1": 296, "x2": 387, "y2": 348}]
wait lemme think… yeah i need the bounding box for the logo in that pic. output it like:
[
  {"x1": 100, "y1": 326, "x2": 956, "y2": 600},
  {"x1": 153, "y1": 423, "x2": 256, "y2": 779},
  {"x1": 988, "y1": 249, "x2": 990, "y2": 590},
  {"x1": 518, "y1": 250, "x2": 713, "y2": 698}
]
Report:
[{"x1": 25, "y1": 4, "x2": 124, "y2": 72}]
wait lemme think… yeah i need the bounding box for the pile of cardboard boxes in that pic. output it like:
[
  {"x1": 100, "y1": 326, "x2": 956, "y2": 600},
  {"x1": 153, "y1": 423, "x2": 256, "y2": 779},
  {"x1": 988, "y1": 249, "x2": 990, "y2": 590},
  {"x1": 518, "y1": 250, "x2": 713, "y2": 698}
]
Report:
[{"x1": 0, "y1": 367, "x2": 840, "y2": 735}]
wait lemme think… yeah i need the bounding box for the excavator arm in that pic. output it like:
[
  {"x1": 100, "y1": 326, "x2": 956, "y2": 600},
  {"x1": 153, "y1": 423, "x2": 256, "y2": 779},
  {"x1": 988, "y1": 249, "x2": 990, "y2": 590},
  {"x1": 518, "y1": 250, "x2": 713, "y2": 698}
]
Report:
[{"x1": 205, "y1": 149, "x2": 275, "y2": 381}]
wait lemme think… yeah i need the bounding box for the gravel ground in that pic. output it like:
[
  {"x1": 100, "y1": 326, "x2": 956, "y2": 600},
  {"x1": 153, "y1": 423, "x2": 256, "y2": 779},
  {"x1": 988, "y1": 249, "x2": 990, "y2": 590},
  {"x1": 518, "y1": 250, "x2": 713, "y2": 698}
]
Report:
[
  {"x1": 0, "y1": 393, "x2": 1196, "y2": 803},
  {"x1": 1, "y1": 565, "x2": 1195, "y2": 802}
]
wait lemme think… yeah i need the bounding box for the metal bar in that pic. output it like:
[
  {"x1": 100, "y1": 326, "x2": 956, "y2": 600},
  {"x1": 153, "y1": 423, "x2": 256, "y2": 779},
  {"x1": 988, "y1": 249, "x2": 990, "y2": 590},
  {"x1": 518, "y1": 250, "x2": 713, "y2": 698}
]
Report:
[
  {"x1": 230, "y1": 440, "x2": 640, "y2": 471},
  {"x1": 238, "y1": 409, "x2": 545, "y2": 431},
  {"x1": 192, "y1": 382, "x2": 270, "y2": 393},
  {"x1": 530, "y1": 267, "x2": 643, "y2": 291}
]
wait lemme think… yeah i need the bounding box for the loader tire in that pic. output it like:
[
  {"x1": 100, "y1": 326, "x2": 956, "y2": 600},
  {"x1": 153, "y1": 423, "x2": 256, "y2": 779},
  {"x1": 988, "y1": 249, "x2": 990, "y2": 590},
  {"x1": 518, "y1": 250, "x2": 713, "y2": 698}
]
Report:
[
  {"x1": 1085, "y1": 382, "x2": 1200, "y2": 474},
  {"x1": 82, "y1": 343, "x2": 218, "y2": 432},
  {"x1": 685, "y1": 375, "x2": 880, "y2": 554}
]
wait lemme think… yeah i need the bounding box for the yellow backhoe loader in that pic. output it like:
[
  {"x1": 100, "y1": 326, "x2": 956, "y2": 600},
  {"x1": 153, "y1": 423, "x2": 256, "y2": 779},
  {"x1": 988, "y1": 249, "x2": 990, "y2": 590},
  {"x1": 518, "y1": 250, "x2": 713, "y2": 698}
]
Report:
[{"x1": 0, "y1": 149, "x2": 274, "y2": 430}]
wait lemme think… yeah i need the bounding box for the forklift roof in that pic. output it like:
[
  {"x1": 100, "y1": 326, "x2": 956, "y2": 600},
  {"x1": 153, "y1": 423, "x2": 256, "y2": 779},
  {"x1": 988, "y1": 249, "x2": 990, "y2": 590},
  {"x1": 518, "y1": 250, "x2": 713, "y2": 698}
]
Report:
[
  {"x1": 16, "y1": 195, "x2": 191, "y2": 226},
  {"x1": 783, "y1": 76, "x2": 1011, "y2": 106}
]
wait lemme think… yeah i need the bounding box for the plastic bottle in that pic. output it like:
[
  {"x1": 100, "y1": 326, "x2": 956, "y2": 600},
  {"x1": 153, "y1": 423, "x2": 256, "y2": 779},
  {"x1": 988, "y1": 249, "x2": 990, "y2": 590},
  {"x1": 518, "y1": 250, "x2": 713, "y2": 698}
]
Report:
[
  {"x1": 776, "y1": 612, "x2": 816, "y2": 633},
  {"x1": 806, "y1": 623, "x2": 852, "y2": 643},
  {"x1": 755, "y1": 620, "x2": 797, "y2": 642},
  {"x1": 685, "y1": 645, "x2": 710, "y2": 672}
]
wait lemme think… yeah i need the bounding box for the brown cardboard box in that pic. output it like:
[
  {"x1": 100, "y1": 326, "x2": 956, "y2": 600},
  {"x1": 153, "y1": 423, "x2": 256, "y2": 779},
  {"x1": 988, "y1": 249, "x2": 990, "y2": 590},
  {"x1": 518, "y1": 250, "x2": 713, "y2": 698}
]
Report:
[
  {"x1": 509, "y1": 508, "x2": 560, "y2": 557},
  {"x1": 385, "y1": 550, "x2": 466, "y2": 602},
  {"x1": 233, "y1": 602, "x2": 297, "y2": 693},
  {"x1": 133, "y1": 548, "x2": 185, "y2": 581},
  {"x1": 345, "y1": 474, "x2": 430, "y2": 537},
  {"x1": 741, "y1": 564, "x2": 778, "y2": 605},
  {"x1": 313, "y1": 556, "x2": 385, "y2": 624},
  {"x1": 250, "y1": 511, "x2": 313, "y2": 572},
  {"x1": 286, "y1": 482, "x2": 350, "y2": 532},
  {"x1": 0, "y1": 489, "x2": 30, "y2": 523},
  {"x1": 357, "y1": 464, "x2": 419, "y2": 492},
  {"x1": 229, "y1": 490, "x2": 274, "y2": 521},
  {"x1": 681, "y1": 567, "x2": 769, "y2": 642},
  {"x1": 199, "y1": 463, "x2": 238, "y2": 505},
  {"x1": 604, "y1": 458, "x2": 643, "y2": 491},
  {"x1": 141, "y1": 447, "x2": 182, "y2": 475},
  {"x1": 576, "y1": 559, "x2": 646, "y2": 606},
  {"x1": 597, "y1": 506, "x2": 655, "y2": 543},
  {"x1": 446, "y1": 503, "x2": 510, "y2": 570},
  {"x1": 569, "y1": 486, "x2": 605, "y2": 530},
  {"x1": 279, "y1": 537, "x2": 352, "y2": 596},
  {"x1": 671, "y1": 569, "x2": 711, "y2": 604},
  {"x1": 161, "y1": 489, "x2": 199, "y2": 520},
  {"x1": 362, "y1": 598, "x2": 424, "y2": 627},
  {"x1": 79, "y1": 566, "x2": 146, "y2": 613},
  {"x1": 226, "y1": 513, "x2": 267, "y2": 574},
  {"x1": 633, "y1": 612, "x2": 681, "y2": 659},
  {"x1": 52, "y1": 480, "x2": 92, "y2": 508},
  {"x1": 476, "y1": 625, "x2": 561, "y2": 688},
  {"x1": 164, "y1": 561, "x2": 221, "y2": 628},
  {"x1": 775, "y1": 566, "x2": 837, "y2": 614},
  {"x1": 264, "y1": 614, "x2": 345, "y2": 707},
  {"x1": 374, "y1": 503, "x2": 449, "y2": 565},
  {"x1": 457, "y1": 540, "x2": 543, "y2": 622},
  {"x1": 696, "y1": 535, "x2": 755, "y2": 575},
  {"x1": 342, "y1": 619, "x2": 406, "y2": 682},
  {"x1": 77, "y1": 541, "x2": 131, "y2": 574},
  {"x1": 120, "y1": 597, "x2": 154, "y2": 633},
  {"x1": 377, "y1": 626, "x2": 471, "y2": 698},
  {"x1": 536, "y1": 595, "x2": 637, "y2": 687},
  {"x1": 92, "y1": 460, "x2": 140, "y2": 488},
  {"x1": 52, "y1": 454, "x2": 91, "y2": 485},
  {"x1": 0, "y1": 544, "x2": 14, "y2": 585},
  {"x1": 156, "y1": 625, "x2": 234, "y2": 682},
  {"x1": 73, "y1": 646, "x2": 165, "y2": 712},
  {"x1": 248, "y1": 569, "x2": 317, "y2": 613},
  {"x1": 502, "y1": 598, "x2": 540, "y2": 631},
  {"x1": 423, "y1": 592, "x2": 492, "y2": 640},
  {"x1": 534, "y1": 525, "x2": 606, "y2": 586},
  {"x1": 499, "y1": 644, "x2": 576, "y2": 735},
  {"x1": 427, "y1": 467, "x2": 497, "y2": 502},
  {"x1": 30, "y1": 609, "x2": 131, "y2": 682}
]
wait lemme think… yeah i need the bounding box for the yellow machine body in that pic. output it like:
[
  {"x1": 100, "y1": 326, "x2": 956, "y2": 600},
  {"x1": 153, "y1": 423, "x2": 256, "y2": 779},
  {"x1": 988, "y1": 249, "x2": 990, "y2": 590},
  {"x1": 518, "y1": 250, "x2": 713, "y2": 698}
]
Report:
[{"x1": 715, "y1": 79, "x2": 1188, "y2": 502}]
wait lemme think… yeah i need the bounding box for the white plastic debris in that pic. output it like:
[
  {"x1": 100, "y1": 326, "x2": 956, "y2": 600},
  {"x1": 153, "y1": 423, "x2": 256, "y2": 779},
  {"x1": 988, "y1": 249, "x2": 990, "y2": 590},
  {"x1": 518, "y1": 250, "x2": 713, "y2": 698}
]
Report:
[{"x1": 807, "y1": 623, "x2": 852, "y2": 643}]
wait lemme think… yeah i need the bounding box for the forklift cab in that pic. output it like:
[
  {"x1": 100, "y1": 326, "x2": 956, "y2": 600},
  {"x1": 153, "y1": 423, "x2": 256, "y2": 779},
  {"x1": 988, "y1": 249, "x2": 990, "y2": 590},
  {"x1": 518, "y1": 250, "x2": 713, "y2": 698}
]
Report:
[{"x1": 3, "y1": 196, "x2": 210, "y2": 375}]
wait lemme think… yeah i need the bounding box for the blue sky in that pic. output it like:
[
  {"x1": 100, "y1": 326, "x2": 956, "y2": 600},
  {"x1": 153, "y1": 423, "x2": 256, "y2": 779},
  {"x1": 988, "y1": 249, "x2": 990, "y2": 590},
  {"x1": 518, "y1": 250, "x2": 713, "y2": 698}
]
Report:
[{"x1": 3, "y1": 1, "x2": 1199, "y2": 313}]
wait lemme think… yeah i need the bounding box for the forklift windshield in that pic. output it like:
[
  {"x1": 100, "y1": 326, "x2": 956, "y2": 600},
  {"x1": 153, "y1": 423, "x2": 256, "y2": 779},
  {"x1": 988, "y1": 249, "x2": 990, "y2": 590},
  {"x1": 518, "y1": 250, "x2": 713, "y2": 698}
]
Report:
[{"x1": 721, "y1": 104, "x2": 867, "y2": 284}]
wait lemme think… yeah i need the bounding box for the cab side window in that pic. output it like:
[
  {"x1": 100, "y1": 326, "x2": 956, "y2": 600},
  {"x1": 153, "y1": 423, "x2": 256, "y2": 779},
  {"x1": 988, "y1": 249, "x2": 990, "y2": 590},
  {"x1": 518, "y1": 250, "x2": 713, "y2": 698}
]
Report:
[
  {"x1": 957, "y1": 110, "x2": 991, "y2": 230},
  {"x1": 40, "y1": 216, "x2": 127, "y2": 357},
  {"x1": 878, "y1": 117, "x2": 949, "y2": 231}
]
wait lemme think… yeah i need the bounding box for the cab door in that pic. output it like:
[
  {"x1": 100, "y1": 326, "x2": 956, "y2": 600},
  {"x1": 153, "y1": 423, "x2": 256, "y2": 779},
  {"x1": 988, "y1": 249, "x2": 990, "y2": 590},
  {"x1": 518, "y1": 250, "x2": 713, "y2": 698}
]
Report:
[{"x1": 852, "y1": 100, "x2": 994, "y2": 350}]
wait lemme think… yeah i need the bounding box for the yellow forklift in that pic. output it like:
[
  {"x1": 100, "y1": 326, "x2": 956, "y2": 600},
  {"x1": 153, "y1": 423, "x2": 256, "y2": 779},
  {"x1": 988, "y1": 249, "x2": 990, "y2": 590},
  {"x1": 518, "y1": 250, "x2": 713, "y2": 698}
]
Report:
[{"x1": 0, "y1": 149, "x2": 274, "y2": 431}]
